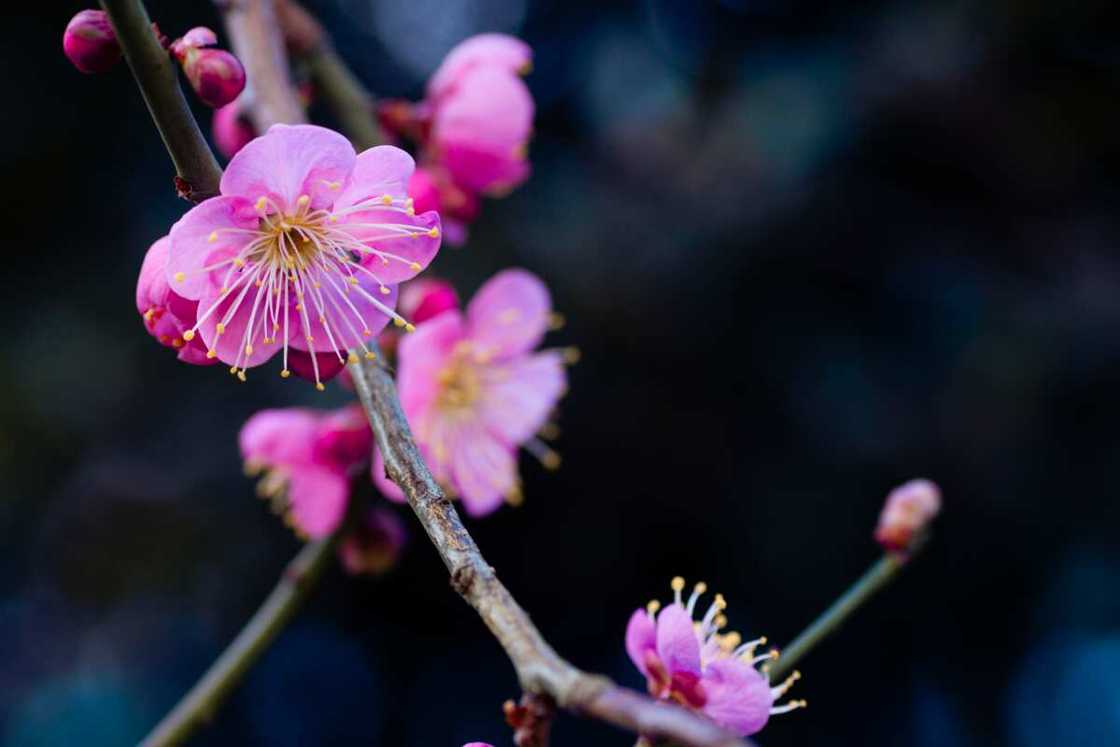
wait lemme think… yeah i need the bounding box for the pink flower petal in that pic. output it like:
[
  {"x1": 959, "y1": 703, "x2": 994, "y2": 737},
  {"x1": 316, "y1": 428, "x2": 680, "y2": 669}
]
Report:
[
  {"x1": 449, "y1": 419, "x2": 516, "y2": 517},
  {"x1": 287, "y1": 464, "x2": 349, "y2": 538},
  {"x1": 478, "y1": 350, "x2": 565, "y2": 446},
  {"x1": 334, "y1": 207, "x2": 442, "y2": 285},
  {"x1": 239, "y1": 408, "x2": 320, "y2": 466},
  {"x1": 287, "y1": 350, "x2": 347, "y2": 384},
  {"x1": 283, "y1": 269, "x2": 397, "y2": 355},
  {"x1": 625, "y1": 608, "x2": 658, "y2": 677},
  {"x1": 428, "y1": 33, "x2": 532, "y2": 101},
  {"x1": 465, "y1": 269, "x2": 551, "y2": 359},
  {"x1": 220, "y1": 124, "x2": 355, "y2": 211},
  {"x1": 655, "y1": 603, "x2": 702, "y2": 679},
  {"x1": 167, "y1": 196, "x2": 258, "y2": 301},
  {"x1": 334, "y1": 145, "x2": 416, "y2": 208},
  {"x1": 699, "y1": 658, "x2": 774, "y2": 737},
  {"x1": 195, "y1": 282, "x2": 282, "y2": 368},
  {"x1": 314, "y1": 404, "x2": 372, "y2": 471},
  {"x1": 398, "y1": 310, "x2": 466, "y2": 421}
]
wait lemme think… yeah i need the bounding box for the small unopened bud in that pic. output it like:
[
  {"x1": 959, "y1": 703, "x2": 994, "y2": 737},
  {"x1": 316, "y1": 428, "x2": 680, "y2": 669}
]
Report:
[
  {"x1": 212, "y1": 102, "x2": 256, "y2": 158},
  {"x1": 63, "y1": 10, "x2": 121, "y2": 74},
  {"x1": 170, "y1": 27, "x2": 246, "y2": 108},
  {"x1": 874, "y1": 478, "x2": 941, "y2": 553}
]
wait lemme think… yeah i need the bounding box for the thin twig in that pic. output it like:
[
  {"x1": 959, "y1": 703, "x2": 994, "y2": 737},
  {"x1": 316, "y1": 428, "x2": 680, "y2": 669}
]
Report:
[
  {"x1": 275, "y1": 0, "x2": 381, "y2": 150},
  {"x1": 140, "y1": 536, "x2": 338, "y2": 746},
  {"x1": 100, "y1": 0, "x2": 222, "y2": 201},
  {"x1": 349, "y1": 355, "x2": 752, "y2": 747},
  {"x1": 220, "y1": 0, "x2": 307, "y2": 130},
  {"x1": 769, "y1": 548, "x2": 917, "y2": 683}
]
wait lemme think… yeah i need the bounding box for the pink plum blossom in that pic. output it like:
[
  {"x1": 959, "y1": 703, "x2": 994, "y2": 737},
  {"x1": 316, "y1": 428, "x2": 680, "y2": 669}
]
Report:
[
  {"x1": 212, "y1": 101, "x2": 257, "y2": 159},
  {"x1": 874, "y1": 478, "x2": 941, "y2": 553},
  {"x1": 63, "y1": 10, "x2": 120, "y2": 74},
  {"x1": 136, "y1": 236, "x2": 215, "y2": 366},
  {"x1": 166, "y1": 124, "x2": 441, "y2": 388},
  {"x1": 171, "y1": 27, "x2": 246, "y2": 108},
  {"x1": 240, "y1": 404, "x2": 371, "y2": 538},
  {"x1": 374, "y1": 269, "x2": 565, "y2": 516},
  {"x1": 339, "y1": 507, "x2": 407, "y2": 575},
  {"x1": 625, "y1": 577, "x2": 805, "y2": 737}
]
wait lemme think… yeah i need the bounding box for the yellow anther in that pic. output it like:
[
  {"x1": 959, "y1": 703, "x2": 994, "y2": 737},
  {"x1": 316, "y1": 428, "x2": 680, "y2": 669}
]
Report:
[
  {"x1": 208, "y1": 231, "x2": 218, "y2": 243},
  {"x1": 347, "y1": 352, "x2": 359, "y2": 364},
  {"x1": 174, "y1": 272, "x2": 186, "y2": 283},
  {"x1": 362, "y1": 328, "x2": 373, "y2": 337},
  {"x1": 694, "y1": 581, "x2": 708, "y2": 595},
  {"x1": 315, "y1": 382, "x2": 325, "y2": 391},
  {"x1": 229, "y1": 366, "x2": 238, "y2": 375},
  {"x1": 182, "y1": 330, "x2": 195, "y2": 341},
  {"x1": 171, "y1": 338, "x2": 184, "y2": 348},
  {"x1": 255, "y1": 280, "x2": 263, "y2": 287},
  {"x1": 563, "y1": 347, "x2": 581, "y2": 365},
  {"x1": 409, "y1": 232, "x2": 418, "y2": 239},
  {"x1": 714, "y1": 594, "x2": 727, "y2": 611},
  {"x1": 721, "y1": 632, "x2": 742, "y2": 650},
  {"x1": 318, "y1": 315, "x2": 326, "y2": 325},
  {"x1": 305, "y1": 335, "x2": 314, "y2": 343},
  {"x1": 405, "y1": 323, "x2": 416, "y2": 333},
  {"x1": 206, "y1": 349, "x2": 216, "y2": 359},
  {"x1": 329, "y1": 214, "x2": 339, "y2": 223},
  {"x1": 220, "y1": 286, "x2": 229, "y2": 295},
  {"x1": 671, "y1": 577, "x2": 686, "y2": 592},
  {"x1": 280, "y1": 369, "x2": 291, "y2": 378},
  {"x1": 244, "y1": 344, "x2": 253, "y2": 355},
  {"x1": 380, "y1": 256, "x2": 390, "y2": 265},
  {"x1": 409, "y1": 261, "x2": 421, "y2": 271},
  {"x1": 541, "y1": 450, "x2": 561, "y2": 470},
  {"x1": 427, "y1": 227, "x2": 439, "y2": 238},
  {"x1": 237, "y1": 370, "x2": 247, "y2": 382},
  {"x1": 297, "y1": 194, "x2": 310, "y2": 206},
  {"x1": 381, "y1": 194, "x2": 393, "y2": 205},
  {"x1": 327, "y1": 181, "x2": 340, "y2": 191},
  {"x1": 714, "y1": 614, "x2": 727, "y2": 629},
  {"x1": 364, "y1": 351, "x2": 376, "y2": 360},
  {"x1": 393, "y1": 318, "x2": 405, "y2": 328},
  {"x1": 295, "y1": 303, "x2": 302, "y2": 311},
  {"x1": 379, "y1": 285, "x2": 390, "y2": 295},
  {"x1": 348, "y1": 277, "x2": 359, "y2": 285},
  {"x1": 548, "y1": 312, "x2": 566, "y2": 330},
  {"x1": 255, "y1": 196, "x2": 267, "y2": 211},
  {"x1": 233, "y1": 258, "x2": 245, "y2": 267},
  {"x1": 646, "y1": 600, "x2": 661, "y2": 616},
  {"x1": 216, "y1": 323, "x2": 226, "y2": 334}
]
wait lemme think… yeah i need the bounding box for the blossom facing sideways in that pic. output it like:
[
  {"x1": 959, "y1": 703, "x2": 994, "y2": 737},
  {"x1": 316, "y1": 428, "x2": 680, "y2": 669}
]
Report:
[
  {"x1": 170, "y1": 27, "x2": 246, "y2": 108},
  {"x1": 240, "y1": 405, "x2": 371, "y2": 538},
  {"x1": 625, "y1": 577, "x2": 805, "y2": 737},
  {"x1": 374, "y1": 269, "x2": 566, "y2": 517},
  {"x1": 379, "y1": 34, "x2": 534, "y2": 244},
  {"x1": 136, "y1": 236, "x2": 215, "y2": 366},
  {"x1": 874, "y1": 478, "x2": 941, "y2": 553},
  {"x1": 63, "y1": 10, "x2": 121, "y2": 74},
  {"x1": 165, "y1": 124, "x2": 441, "y2": 388}
]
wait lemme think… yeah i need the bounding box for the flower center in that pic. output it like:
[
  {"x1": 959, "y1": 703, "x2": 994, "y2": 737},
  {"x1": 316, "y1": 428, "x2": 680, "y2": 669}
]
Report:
[{"x1": 437, "y1": 343, "x2": 482, "y2": 409}]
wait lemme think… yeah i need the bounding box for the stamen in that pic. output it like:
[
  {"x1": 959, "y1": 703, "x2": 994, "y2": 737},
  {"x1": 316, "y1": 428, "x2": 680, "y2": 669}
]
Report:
[
  {"x1": 686, "y1": 582, "x2": 708, "y2": 616},
  {"x1": 646, "y1": 600, "x2": 661, "y2": 617},
  {"x1": 670, "y1": 576, "x2": 685, "y2": 605},
  {"x1": 771, "y1": 671, "x2": 801, "y2": 699},
  {"x1": 770, "y1": 700, "x2": 807, "y2": 716}
]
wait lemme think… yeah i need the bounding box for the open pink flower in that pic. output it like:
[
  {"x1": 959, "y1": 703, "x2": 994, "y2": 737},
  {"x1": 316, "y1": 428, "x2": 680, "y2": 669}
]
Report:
[
  {"x1": 874, "y1": 478, "x2": 941, "y2": 553},
  {"x1": 375, "y1": 269, "x2": 565, "y2": 516},
  {"x1": 136, "y1": 236, "x2": 215, "y2": 366},
  {"x1": 240, "y1": 404, "x2": 371, "y2": 538},
  {"x1": 625, "y1": 577, "x2": 805, "y2": 737},
  {"x1": 166, "y1": 124, "x2": 441, "y2": 388}
]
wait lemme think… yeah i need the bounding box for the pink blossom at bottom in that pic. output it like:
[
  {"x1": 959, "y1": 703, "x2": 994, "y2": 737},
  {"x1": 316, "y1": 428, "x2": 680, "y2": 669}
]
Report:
[
  {"x1": 381, "y1": 269, "x2": 566, "y2": 517},
  {"x1": 240, "y1": 404, "x2": 372, "y2": 538},
  {"x1": 625, "y1": 578, "x2": 806, "y2": 737}
]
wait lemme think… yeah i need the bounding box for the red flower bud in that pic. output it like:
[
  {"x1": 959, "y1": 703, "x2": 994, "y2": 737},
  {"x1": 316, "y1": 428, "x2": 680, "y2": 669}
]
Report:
[
  {"x1": 874, "y1": 479, "x2": 941, "y2": 553},
  {"x1": 171, "y1": 27, "x2": 246, "y2": 108},
  {"x1": 63, "y1": 10, "x2": 121, "y2": 74}
]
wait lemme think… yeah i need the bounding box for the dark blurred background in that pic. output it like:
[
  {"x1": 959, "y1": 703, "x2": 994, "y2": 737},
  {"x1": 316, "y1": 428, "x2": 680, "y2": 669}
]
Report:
[{"x1": 4, "y1": 1, "x2": 1120, "y2": 744}]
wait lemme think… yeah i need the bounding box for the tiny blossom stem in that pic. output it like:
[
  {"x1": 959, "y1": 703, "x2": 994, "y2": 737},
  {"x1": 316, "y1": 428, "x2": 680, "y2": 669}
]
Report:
[
  {"x1": 349, "y1": 353, "x2": 753, "y2": 747},
  {"x1": 99, "y1": 0, "x2": 222, "y2": 201},
  {"x1": 140, "y1": 535, "x2": 337, "y2": 747},
  {"x1": 275, "y1": 0, "x2": 381, "y2": 150},
  {"x1": 769, "y1": 545, "x2": 923, "y2": 683},
  {"x1": 220, "y1": 0, "x2": 306, "y2": 130}
]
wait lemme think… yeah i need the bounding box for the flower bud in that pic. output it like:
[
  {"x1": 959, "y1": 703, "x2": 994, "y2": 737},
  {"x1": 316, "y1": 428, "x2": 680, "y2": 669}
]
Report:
[
  {"x1": 339, "y1": 508, "x2": 407, "y2": 575},
  {"x1": 63, "y1": 10, "x2": 121, "y2": 74},
  {"x1": 171, "y1": 27, "x2": 246, "y2": 108},
  {"x1": 874, "y1": 479, "x2": 941, "y2": 553},
  {"x1": 399, "y1": 278, "x2": 459, "y2": 324},
  {"x1": 212, "y1": 102, "x2": 256, "y2": 158}
]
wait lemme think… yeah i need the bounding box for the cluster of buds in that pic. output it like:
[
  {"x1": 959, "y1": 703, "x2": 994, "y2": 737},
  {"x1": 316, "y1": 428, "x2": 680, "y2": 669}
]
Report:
[
  {"x1": 63, "y1": 10, "x2": 244, "y2": 110},
  {"x1": 379, "y1": 34, "x2": 535, "y2": 244}
]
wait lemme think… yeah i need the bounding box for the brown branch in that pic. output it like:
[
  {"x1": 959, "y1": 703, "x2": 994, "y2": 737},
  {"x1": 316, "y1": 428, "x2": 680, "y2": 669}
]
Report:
[
  {"x1": 349, "y1": 355, "x2": 753, "y2": 747},
  {"x1": 220, "y1": 0, "x2": 306, "y2": 130},
  {"x1": 275, "y1": 0, "x2": 381, "y2": 150},
  {"x1": 100, "y1": 0, "x2": 222, "y2": 201},
  {"x1": 140, "y1": 536, "x2": 337, "y2": 746}
]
